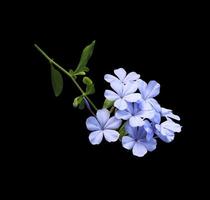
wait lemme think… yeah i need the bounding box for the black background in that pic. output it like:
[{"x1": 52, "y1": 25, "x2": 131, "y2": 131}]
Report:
[{"x1": 9, "y1": 2, "x2": 206, "y2": 196}]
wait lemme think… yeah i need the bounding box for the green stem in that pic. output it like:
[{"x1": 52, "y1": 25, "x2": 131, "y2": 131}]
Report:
[{"x1": 34, "y1": 44, "x2": 98, "y2": 111}]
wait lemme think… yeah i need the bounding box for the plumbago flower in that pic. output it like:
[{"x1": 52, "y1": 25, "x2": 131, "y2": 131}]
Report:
[
  {"x1": 35, "y1": 41, "x2": 182, "y2": 158},
  {"x1": 86, "y1": 109, "x2": 122, "y2": 144},
  {"x1": 104, "y1": 68, "x2": 140, "y2": 84},
  {"x1": 104, "y1": 80, "x2": 141, "y2": 110},
  {"x1": 102, "y1": 67, "x2": 182, "y2": 157},
  {"x1": 115, "y1": 102, "x2": 155, "y2": 127},
  {"x1": 122, "y1": 123, "x2": 157, "y2": 157}
]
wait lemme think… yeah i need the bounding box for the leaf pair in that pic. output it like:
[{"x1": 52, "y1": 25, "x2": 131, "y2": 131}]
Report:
[{"x1": 50, "y1": 40, "x2": 96, "y2": 98}]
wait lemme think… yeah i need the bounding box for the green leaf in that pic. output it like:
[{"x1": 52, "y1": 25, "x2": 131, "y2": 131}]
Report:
[
  {"x1": 73, "y1": 96, "x2": 83, "y2": 108},
  {"x1": 83, "y1": 76, "x2": 93, "y2": 85},
  {"x1": 86, "y1": 84, "x2": 95, "y2": 95},
  {"x1": 119, "y1": 123, "x2": 127, "y2": 138},
  {"x1": 103, "y1": 99, "x2": 114, "y2": 109},
  {"x1": 51, "y1": 64, "x2": 63, "y2": 97},
  {"x1": 74, "y1": 71, "x2": 86, "y2": 76},
  {"x1": 74, "y1": 40, "x2": 95, "y2": 74},
  {"x1": 83, "y1": 77, "x2": 95, "y2": 95}
]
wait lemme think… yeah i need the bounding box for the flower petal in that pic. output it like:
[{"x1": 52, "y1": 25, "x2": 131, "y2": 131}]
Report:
[
  {"x1": 147, "y1": 98, "x2": 161, "y2": 112},
  {"x1": 105, "y1": 116, "x2": 122, "y2": 129},
  {"x1": 104, "y1": 90, "x2": 119, "y2": 101},
  {"x1": 115, "y1": 110, "x2": 132, "y2": 120},
  {"x1": 103, "y1": 130, "x2": 120, "y2": 142},
  {"x1": 156, "y1": 128, "x2": 175, "y2": 143},
  {"x1": 138, "y1": 110, "x2": 155, "y2": 120},
  {"x1": 132, "y1": 142, "x2": 147, "y2": 157},
  {"x1": 161, "y1": 107, "x2": 172, "y2": 115},
  {"x1": 122, "y1": 136, "x2": 135, "y2": 150},
  {"x1": 162, "y1": 120, "x2": 182, "y2": 133},
  {"x1": 139, "y1": 100, "x2": 153, "y2": 110},
  {"x1": 138, "y1": 79, "x2": 147, "y2": 98},
  {"x1": 129, "y1": 116, "x2": 145, "y2": 127},
  {"x1": 114, "y1": 98, "x2": 128, "y2": 110},
  {"x1": 123, "y1": 93, "x2": 141, "y2": 102},
  {"x1": 123, "y1": 72, "x2": 140, "y2": 84},
  {"x1": 123, "y1": 82, "x2": 138, "y2": 95},
  {"x1": 161, "y1": 108, "x2": 180, "y2": 121},
  {"x1": 104, "y1": 74, "x2": 119, "y2": 83},
  {"x1": 144, "y1": 120, "x2": 154, "y2": 141},
  {"x1": 86, "y1": 116, "x2": 101, "y2": 131},
  {"x1": 153, "y1": 112, "x2": 161, "y2": 124},
  {"x1": 142, "y1": 139, "x2": 157, "y2": 152},
  {"x1": 110, "y1": 81, "x2": 123, "y2": 96},
  {"x1": 96, "y1": 108, "x2": 110, "y2": 127},
  {"x1": 114, "y1": 68, "x2": 126, "y2": 81},
  {"x1": 89, "y1": 131, "x2": 103, "y2": 145},
  {"x1": 144, "y1": 80, "x2": 160, "y2": 98},
  {"x1": 125, "y1": 124, "x2": 136, "y2": 138},
  {"x1": 167, "y1": 113, "x2": 180, "y2": 121}
]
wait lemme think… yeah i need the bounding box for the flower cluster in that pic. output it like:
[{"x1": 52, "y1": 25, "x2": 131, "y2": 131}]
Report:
[{"x1": 86, "y1": 68, "x2": 182, "y2": 157}]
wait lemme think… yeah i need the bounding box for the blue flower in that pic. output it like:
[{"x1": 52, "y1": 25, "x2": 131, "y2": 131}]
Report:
[
  {"x1": 138, "y1": 80, "x2": 161, "y2": 112},
  {"x1": 104, "y1": 68, "x2": 140, "y2": 84},
  {"x1": 115, "y1": 102, "x2": 155, "y2": 127},
  {"x1": 104, "y1": 81, "x2": 141, "y2": 110},
  {"x1": 122, "y1": 123, "x2": 157, "y2": 157},
  {"x1": 155, "y1": 119, "x2": 182, "y2": 143},
  {"x1": 86, "y1": 108, "x2": 122, "y2": 145}
]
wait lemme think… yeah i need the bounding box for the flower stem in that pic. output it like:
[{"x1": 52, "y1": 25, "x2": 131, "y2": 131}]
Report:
[{"x1": 34, "y1": 44, "x2": 98, "y2": 111}]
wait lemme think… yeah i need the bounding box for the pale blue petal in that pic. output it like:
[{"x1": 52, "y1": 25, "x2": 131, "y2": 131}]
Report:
[
  {"x1": 139, "y1": 100, "x2": 153, "y2": 110},
  {"x1": 144, "y1": 80, "x2": 160, "y2": 98},
  {"x1": 122, "y1": 136, "x2": 135, "y2": 150},
  {"x1": 155, "y1": 124, "x2": 161, "y2": 132},
  {"x1": 126, "y1": 102, "x2": 134, "y2": 114},
  {"x1": 133, "y1": 102, "x2": 140, "y2": 114},
  {"x1": 104, "y1": 74, "x2": 119, "y2": 83},
  {"x1": 123, "y1": 93, "x2": 141, "y2": 102},
  {"x1": 132, "y1": 142, "x2": 147, "y2": 157},
  {"x1": 89, "y1": 131, "x2": 103, "y2": 145},
  {"x1": 129, "y1": 116, "x2": 144, "y2": 127},
  {"x1": 138, "y1": 79, "x2": 147, "y2": 98},
  {"x1": 136, "y1": 126, "x2": 147, "y2": 139},
  {"x1": 104, "y1": 116, "x2": 122, "y2": 129},
  {"x1": 138, "y1": 110, "x2": 155, "y2": 120},
  {"x1": 162, "y1": 120, "x2": 182, "y2": 133},
  {"x1": 123, "y1": 82, "x2": 138, "y2": 95},
  {"x1": 161, "y1": 108, "x2": 180, "y2": 120},
  {"x1": 156, "y1": 128, "x2": 175, "y2": 143},
  {"x1": 103, "y1": 130, "x2": 120, "y2": 142},
  {"x1": 167, "y1": 113, "x2": 180, "y2": 121},
  {"x1": 115, "y1": 110, "x2": 131, "y2": 120},
  {"x1": 125, "y1": 124, "x2": 136, "y2": 138},
  {"x1": 104, "y1": 90, "x2": 119, "y2": 101},
  {"x1": 114, "y1": 68, "x2": 126, "y2": 81},
  {"x1": 110, "y1": 81, "x2": 123, "y2": 96},
  {"x1": 144, "y1": 120, "x2": 154, "y2": 141},
  {"x1": 161, "y1": 107, "x2": 172, "y2": 115},
  {"x1": 96, "y1": 109, "x2": 110, "y2": 127},
  {"x1": 153, "y1": 112, "x2": 161, "y2": 124},
  {"x1": 142, "y1": 138, "x2": 157, "y2": 151},
  {"x1": 123, "y1": 72, "x2": 140, "y2": 84},
  {"x1": 114, "y1": 98, "x2": 128, "y2": 110},
  {"x1": 147, "y1": 98, "x2": 161, "y2": 112},
  {"x1": 155, "y1": 123, "x2": 176, "y2": 143},
  {"x1": 86, "y1": 116, "x2": 101, "y2": 131}
]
